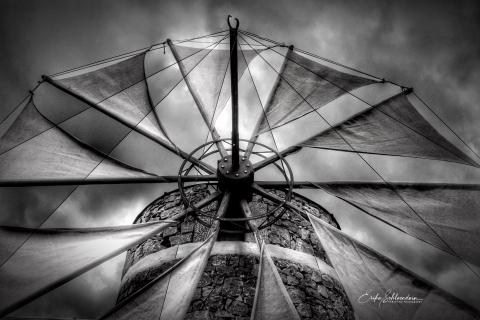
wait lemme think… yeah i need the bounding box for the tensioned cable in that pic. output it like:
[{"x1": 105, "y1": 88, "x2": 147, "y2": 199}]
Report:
[
  {"x1": 239, "y1": 33, "x2": 480, "y2": 280},
  {"x1": 49, "y1": 30, "x2": 228, "y2": 77},
  {"x1": 198, "y1": 36, "x2": 233, "y2": 159},
  {"x1": 242, "y1": 31, "x2": 480, "y2": 167},
  {"x1": 33, "y1": 35, "x2": 229, "y2": 176},
  {"x1": 238, "y1": 41, "x2": 285, "y2": 172},
  {"x1": 51, "y1": 35, "x2": 230, "y2": 112},
  {"x1": 240, "y1": 29, "x2": 388, "y2": 84},
  {"x1": 240, "y1": 32, "x2": 478, "y2": 168}
]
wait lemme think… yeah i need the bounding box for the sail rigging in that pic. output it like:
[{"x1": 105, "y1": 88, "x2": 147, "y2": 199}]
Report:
[{"x1": 0, "y1": 20, "x2": 479, "y2": 319}]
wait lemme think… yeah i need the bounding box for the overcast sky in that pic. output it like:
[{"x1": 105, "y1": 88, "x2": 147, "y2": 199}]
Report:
[{"x1": 1, "y1": 0, "x2": 480, "y2": 318}]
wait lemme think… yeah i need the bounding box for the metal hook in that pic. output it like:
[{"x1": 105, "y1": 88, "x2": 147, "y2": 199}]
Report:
[{"x1": 227, "y1": 15, "x2": 239, "y2": 30}]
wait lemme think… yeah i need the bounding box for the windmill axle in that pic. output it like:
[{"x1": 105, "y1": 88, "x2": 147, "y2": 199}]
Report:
[{"x1": 217, "y1": 155, "x2": 254, "y2": 198}]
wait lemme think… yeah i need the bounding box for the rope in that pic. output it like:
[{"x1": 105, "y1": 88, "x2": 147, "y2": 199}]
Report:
[
  {"x1": 49, "y1": 30, "x2": 228, "y2": 77},
  {"x1": 238, "y1": 43, "x2": 285, "y2": 171},
  {"x1": 239, "y1": 33, "x2": 480, "y2": 280},
  {"x1": 198, "y1": 34, "x2": 233, "y2": 159},
  {"x1": 240, "y1": 29, "x2": 389, "y2": 84},
  {"x1": 240, "y1": 32, "x2": 476, "y2": 167}
]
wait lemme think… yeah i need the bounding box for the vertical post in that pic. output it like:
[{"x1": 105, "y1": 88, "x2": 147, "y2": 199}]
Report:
[{"x1": 228, "y1": 16, "x2": 240, "y2": 171}]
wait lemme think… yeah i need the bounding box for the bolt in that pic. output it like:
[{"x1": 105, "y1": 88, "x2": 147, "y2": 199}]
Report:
[
  {"x1": 242, "y1": 157, "x2": 246, "y2": 161},
  {"x1": 224, "y1": 158, "x2": 228, "y2": 161},
  {"x1": 226, "y1": 171, "x2": 230, "y2": 174},
  {"x1": 246, "y1": 164, "x2": 250, "y2": 167},
  {"x1": 221, "y1": 165, "x2": 224, "y2": 168},
  {"x1": 235, "y1": 173, "x2": 239, "y2": 177},
  {"x1": 243, "y1": 170, "x2": 247, "y2": 174}
]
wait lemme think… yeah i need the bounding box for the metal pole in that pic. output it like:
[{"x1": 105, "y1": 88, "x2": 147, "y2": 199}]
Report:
[{"x1": 229, "y1": 16, "x2": 240, "y2": 171}]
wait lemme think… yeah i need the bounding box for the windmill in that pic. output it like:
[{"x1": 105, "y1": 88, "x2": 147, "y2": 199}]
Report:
[{"x1": 0, "y1": 15, "x2": 480, "y2": 319}]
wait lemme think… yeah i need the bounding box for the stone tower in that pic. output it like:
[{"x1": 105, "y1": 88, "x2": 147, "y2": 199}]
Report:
[{"x1": 117, "y1": 184, "x2": 354, "y2": 319}]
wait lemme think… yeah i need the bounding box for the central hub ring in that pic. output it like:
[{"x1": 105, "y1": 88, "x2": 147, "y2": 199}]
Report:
[
  {"x1": 177, "y1": 138, "x2": 295, "y2": 232},
  {"x1": 217, "y1": 155, "x2": 254, "y2": 194}
]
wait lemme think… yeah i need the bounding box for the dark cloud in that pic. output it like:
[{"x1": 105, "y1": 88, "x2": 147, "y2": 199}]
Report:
[{"x1": 1, "y1": 0, "x2": 480, "y2": 317}]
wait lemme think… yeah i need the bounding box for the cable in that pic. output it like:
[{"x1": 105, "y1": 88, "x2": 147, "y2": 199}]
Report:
[
  {"x1": 238, "y1": 43, "x2": 285, "y2": 171},
  {"x1": 239, "y1": 33, "x2": 480, "y2": 280},
  {"x1": 49, "y1": 30, "x2": 228, "y2": 77},
  {"x1": 240, "y1": 32, "x2": 477, "y2": 167},
  {"x1": 241, "y1": 29, "x2": 391, "y2": 84}
]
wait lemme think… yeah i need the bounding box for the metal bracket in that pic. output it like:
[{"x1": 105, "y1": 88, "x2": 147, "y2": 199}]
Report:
[{"x1": 227, "y1": 15, "x2": 239, "y2": 30}]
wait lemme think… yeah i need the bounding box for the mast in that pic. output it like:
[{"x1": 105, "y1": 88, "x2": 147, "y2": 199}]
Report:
[{"x1": 228, "y1": 15, "x2": 240, "y2": 171}]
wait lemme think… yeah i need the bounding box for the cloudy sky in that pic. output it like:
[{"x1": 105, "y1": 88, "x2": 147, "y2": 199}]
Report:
[{"x1": 1, "y1": 0, "x2": 480, "y2": 318}]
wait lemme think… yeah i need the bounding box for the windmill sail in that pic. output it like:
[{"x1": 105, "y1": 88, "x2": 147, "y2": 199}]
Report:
[
  {"x1": 251, "y1": 243, "x2": 301, "y2": 320},
  {"x1": 168, "y1": 43, "x2": 259, "y2": 125},
  {"x1": 298, "y1": 92, "x2": 478, "y2": 167},
  {"x1": 0, "y1": 101, "x2": 157, "y2": 184},
  {"x1": 256, "y1": 50, "x2": 378, "y2": 134},
  {"x1": 309, "y1": 214, "x2": 480, "y2": 320},
  {"x1": 314, "y1": 181, "x2": 480, "y2": 266},
  {"x1": 101, "y1": 224, "x2": 219, "y2": 320},
  {"x1": 0, "y1": 221, "x2": 178, "y2": 317},
  {"x1": 1, "y1": 23, "x2": 479, "y2": 320},
  {"x1": 51, "y1": 52, "x2": 171, "y2": 144}
]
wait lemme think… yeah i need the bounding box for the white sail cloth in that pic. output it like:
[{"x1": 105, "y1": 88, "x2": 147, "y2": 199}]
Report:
[
  {"x1": 54, "y1": 52, "x2": 170, "y2": 144},
  {"x1": 299, "y1": 93, "x2": 478, "y2": 167},
  {"x1": 251, "y1": 243, "x2": 301, "y2": 320},
  {"x1": 316, "y1": 182, "x2": 480, "y2": 267},
  {"x1": 0, "y1": 221, "x2": 177, "y2": 317},
  {"x1": 0, "y1": 101, "x2": 156, "y2": 183},
  {"x1": 309, "y1": 214, "x2": 480, "y2": 320},
  {"x1": 101, "y1": 231, "x2": 217, "y2": 320},
  {"x1": 169, "y1": 44, "x2": 258, "y2": 125},
  {"x1": 257, "y1": 50, "x2": 377, "y2": 133}
]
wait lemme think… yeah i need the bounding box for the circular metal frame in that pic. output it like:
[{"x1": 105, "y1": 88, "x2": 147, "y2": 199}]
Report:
[{"x1": 177, "y1": 138, "x2": 294, "y2": 232}]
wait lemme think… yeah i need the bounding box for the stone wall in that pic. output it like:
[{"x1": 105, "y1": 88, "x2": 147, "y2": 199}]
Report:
[
  {"x1": 117, "y1": 259, "x2": 180, "y2": 303},
  {"x1": 123, "y1": 185, "x2": 339, "y2": 275},
  {"x1": 273, "y1": 258, "x2": 354, "y2": 320},
  {"x1": 186, "y1": 254, "x2": 259, "y2": 320},
  {"x1": 247, "y1": 190, "x2": 338, "y2": 262},
  {"x1": 118, "y1": 185, "x2": 354, "y2": 320}
]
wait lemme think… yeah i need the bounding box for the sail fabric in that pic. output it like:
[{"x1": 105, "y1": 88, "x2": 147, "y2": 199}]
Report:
[
  {"x1": 0, "y1": 221, "x2": 176, "y2": 317},
  {"x1": 316, "y1": 182, "x2": 480, "y2": 266},
  {"x1": 251, "y1": 244, "x2": 301, "y2": 320},
  {"x1": 0, "y1": 101, "x2": 156, "y2": 183},
  {"x1": 257, "y1": 50, "x2": 377, "y2": 133},
  {"x1": 170, "y1": 44, "x2": 258, "y2": 124},
  {"x1": 309, "y1": 214, "x2": 480, "y2": 320},
  {"x1": 55, "y1": 52, "x2": 170, "y2": 144},
  {"x1": 299, "y1": 93, "x2": 478, "y2": 167},
  {"x1": 102, "y1": 231, "x2": 217, "y2": 320}
]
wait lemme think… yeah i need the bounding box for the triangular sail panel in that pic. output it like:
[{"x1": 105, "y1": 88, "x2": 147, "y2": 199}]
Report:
[
  {"x1": 257, "y1": 50, "x2": 377, "y2": 133},
  {"x1": 54, "y1": 52, "x2": 170, "y2": 144},
  {"x1": 169, "y1": 44, "x2": 259, "y2": 124},
  {"x1": 299, "y1": 93, "x2": 478, "y2": 167},
  {"x1": 101, "y1": 231, "x2": 217, "y2": 320},
  {"x1": 315, "y1": 182, "x2": 480, "y2": 267},
  {"x1": 309, "y1": 214, "x2": 480, "y2": 320},
  {"x1": 0, "y1": 101, "x2": 156, "y2": 184},
  {"x1": 251, "y1": 243, "x2": 301, "y2": 320},
  {"x1": 0, "y1": 221, "x2": 177, "y2": 317}
]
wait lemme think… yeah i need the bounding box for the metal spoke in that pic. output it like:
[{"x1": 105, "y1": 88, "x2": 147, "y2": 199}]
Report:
[{"x1": 0, "y1": 175, "x2": 217, "y2": 187}]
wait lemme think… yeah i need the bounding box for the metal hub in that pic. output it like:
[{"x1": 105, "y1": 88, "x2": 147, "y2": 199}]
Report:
[{"x1": 217, "y1": 155, "x2": 254, "y2": 196}]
